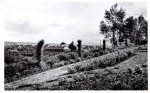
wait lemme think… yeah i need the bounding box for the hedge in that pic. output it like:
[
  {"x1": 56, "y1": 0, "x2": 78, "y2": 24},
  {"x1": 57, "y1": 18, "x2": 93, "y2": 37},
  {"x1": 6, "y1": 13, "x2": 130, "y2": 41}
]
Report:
[{"x1": 68, "y1": 48, "x2": 136, "y2": 73}]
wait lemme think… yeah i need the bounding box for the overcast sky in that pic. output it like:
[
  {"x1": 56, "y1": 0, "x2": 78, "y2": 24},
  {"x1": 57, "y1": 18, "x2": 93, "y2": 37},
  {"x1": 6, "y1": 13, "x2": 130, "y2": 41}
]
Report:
[{"x1": 2, "y1": 0, "x2": 147, "y2": 45}]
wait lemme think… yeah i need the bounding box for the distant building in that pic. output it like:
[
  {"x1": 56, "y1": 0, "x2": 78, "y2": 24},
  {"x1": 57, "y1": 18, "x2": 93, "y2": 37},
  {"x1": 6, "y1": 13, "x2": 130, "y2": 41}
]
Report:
[
  {"x1": 61, "y1": 42, "x2": 66, "y2": 45},
  {"x1": 44, "y1": 46, "x2": 64, "y2": 56},
  {"x1": 64, "y1": 46, "x2": 71, "y2": 52},
  {"x1": 44, "y1": 45, "x2": 71, "y2": 56},
  {"x1": 44, "y1": 46, "x2": 64, "y2": 52}
]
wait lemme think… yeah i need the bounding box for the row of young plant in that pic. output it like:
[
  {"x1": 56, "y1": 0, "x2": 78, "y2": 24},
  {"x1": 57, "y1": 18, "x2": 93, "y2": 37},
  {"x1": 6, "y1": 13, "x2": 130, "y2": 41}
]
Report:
[
  {"x1": 44, "y1": 49, "x2": 109, "y2": 69},
  {"x1": 138, "y1": 45, "x2": 147, "y2": 50},
  {"x1": 30, "y1": 64, "x2": 147, "y2": 90},
  {"x1": 67, "y1": 48, "x2": 136, "y2": 73}
]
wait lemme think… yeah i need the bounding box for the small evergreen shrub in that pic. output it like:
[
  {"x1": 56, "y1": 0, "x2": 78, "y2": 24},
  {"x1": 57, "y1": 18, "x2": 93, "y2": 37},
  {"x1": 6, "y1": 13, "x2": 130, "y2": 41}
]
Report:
[
  {"x1": 5, "y1": 50, "x2": 20, "y2": 64},
  {"x1": 68, "y1": 67, "x2": 77, "y2": 74},
  {"x1": 5, "y1": 65, "x2": 16, "y2": 77},
  {"x1": 134, "y1": 66, "x2": 142, "y2": 74},
  {"x1": 68, "y1": 52, "x2": 78, "y2": 60},
  {"x1": 76, "y1": 57, "x2": 81, "y2": 62},
  {"x1": 69, "y1": 59, "x2": 76, "y2": 64},
  {"x1": 57, "y1": 53, "x2": 69, "y2": 61},
  {"x1": 138, "y1": 46, "x2": 147, "y2": 50},
  {"x1": 53, "y1": 61, "x2": 65, "y2": 68},
  {"x1": 127, "y1": 68, "x2": 133, "y2": 74}
]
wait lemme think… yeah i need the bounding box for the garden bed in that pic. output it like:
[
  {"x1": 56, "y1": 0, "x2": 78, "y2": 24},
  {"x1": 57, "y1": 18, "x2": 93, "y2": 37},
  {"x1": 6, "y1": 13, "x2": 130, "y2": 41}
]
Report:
[{"x1": 67, "y1": 48, "x2": 137, "y2": 73}]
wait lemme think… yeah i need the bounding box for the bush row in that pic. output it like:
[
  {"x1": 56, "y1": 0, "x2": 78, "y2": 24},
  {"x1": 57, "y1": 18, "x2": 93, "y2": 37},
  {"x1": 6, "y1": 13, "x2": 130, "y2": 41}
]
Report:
[
  {"x1": 4, "y1": 59, "x2": 42, "y2": 83},
  {"x1": 57, "y1": 52, "x2": 78, "y2": 61},
  {"x1": 37, "y1": 65, "x2": 147, "y2": 90},
  {"x1": 68, "y1": 48, "x2": 136, "y2": 73},
  {"x1": 50, "y1": 50, "x2": 109, "y2": 69},
  {"x1": 138, "y1": 46, "x2": 147, "y2": 50},
  {"x1": 5, "y1": 50, "x2": 20, "y2": 64}
]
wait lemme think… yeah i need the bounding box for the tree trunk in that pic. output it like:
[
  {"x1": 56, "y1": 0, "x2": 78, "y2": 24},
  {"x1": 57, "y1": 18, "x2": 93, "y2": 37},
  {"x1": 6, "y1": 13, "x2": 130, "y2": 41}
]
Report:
[
  {"x1": 103, "y1": 40, "x2": 106, "y2": 50},
  {"x1": 119, "y1": 32, "x2": 121, "y2": 45},
  {"x1": 113, "y1": 31, "x2": 115, "y2": 47},
  {"x1": 100, "y1": 40, "x2": 101, "y2": 48},
  {"x1": 77, "y1": 40, "x2": 82, "y2": 57},
  {"x1": 125, "y1": 38, "x2": 128, "y2": 46}
]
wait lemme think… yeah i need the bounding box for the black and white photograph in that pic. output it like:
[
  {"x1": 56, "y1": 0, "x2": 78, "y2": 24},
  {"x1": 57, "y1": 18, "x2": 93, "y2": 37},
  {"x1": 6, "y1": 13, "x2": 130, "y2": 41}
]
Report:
[{"x1": 2, "y1": 0, "x2": 148, "y2": 91}]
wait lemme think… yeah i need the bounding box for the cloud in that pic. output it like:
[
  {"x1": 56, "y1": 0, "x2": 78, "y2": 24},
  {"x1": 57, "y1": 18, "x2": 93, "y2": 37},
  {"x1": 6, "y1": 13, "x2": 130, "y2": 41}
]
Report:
[
  {"x1": 5, "y1": 21, "x2": 39, "y2": 34},
  {"x1": 3, "y1": 1, "x2": 147, "y2": 45},
  {"x1": 119, "y1": 2, "x2": 147, "y2": 18}
]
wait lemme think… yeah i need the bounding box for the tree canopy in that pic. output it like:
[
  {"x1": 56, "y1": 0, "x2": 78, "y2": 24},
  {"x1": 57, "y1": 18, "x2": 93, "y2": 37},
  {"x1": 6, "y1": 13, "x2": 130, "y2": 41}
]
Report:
[
  {"x1": 68, "y1": 41, "x2": 77, "y2": 51},
  {"x1": 100, "y1": 3, "x2": 148, "y2": 46}
]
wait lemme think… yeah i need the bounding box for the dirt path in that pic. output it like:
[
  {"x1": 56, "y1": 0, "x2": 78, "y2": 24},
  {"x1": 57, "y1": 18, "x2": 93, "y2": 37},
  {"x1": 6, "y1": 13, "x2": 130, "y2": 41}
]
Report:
[
  {"x1": 5, "y1": 64, "x2": 70, "y2": 90},
  {"x1": 109, "y1": 51, "x2": 147, "y2": 72}
]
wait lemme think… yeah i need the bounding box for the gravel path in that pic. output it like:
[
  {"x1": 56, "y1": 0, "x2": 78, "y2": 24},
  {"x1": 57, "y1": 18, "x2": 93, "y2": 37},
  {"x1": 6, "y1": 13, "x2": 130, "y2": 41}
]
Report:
[{"x1": 5, "y1": 64, "x2": 70, "y2": 90}]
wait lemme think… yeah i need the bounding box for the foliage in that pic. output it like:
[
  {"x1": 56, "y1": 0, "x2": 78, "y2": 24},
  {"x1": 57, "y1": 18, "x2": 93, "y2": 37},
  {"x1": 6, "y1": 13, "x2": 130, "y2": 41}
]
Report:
[
  {"x1": 134, "y1": 66, "x2": 142, "y2": 74},
  {"x1": 36, "y1": 39, "x2": 47, "y2": 69},
  {"x1": 138, "y1": 46, "x2": 147, "y2": 50},
  {"x1": 76, "y1": 57, "x2": 81, "y2": 62},
  {"x1": 100, "y1": 21, "x2": 110, "y2": 38},
  {"x1": 100, "y1": 4, "x2": 148, "y2": 46},
  {"x1": 53, "y1": 61, "x2": 65, "y2": 68},
  {"x1": 36, "y1": 39, "x2": 44, "y2": 61},
  {"x1": 68, "y1": 48, "x2": 136, "y2": 73},
  {"x1": 77, "y1": 40, "x2": 82, "y2": 57},
  {"x1": 5, "y1": 61, "x2": 28, "y2": 79},
  {"x1": 46, "y1": 65, "x2": 147, "y2": 90},
  {"x1": 5, "y1": 65, "x2": 16, "y2": 78},
  {"x1": 68, "y1": 52, "x2": 78, "y2": 60},
  {"x1": 5, "y1": 50, "x2": 20, "y2": 64},
  {"x1": 68, "y1": 41, "x2": 77, "y2": 52},
  {"x1": 57, "y1": 53, "x2": 70, "y2": 61},
  {"x1": 100, "y1": 3, "x2": 126, "y2": 46},
  {"x1": 123, "y1": 16, "x2": 135, "y2": 45}
]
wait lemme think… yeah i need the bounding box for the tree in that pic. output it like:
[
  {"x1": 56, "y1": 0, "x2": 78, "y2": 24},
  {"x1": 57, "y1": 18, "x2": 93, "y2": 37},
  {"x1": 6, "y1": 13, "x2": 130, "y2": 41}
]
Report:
[
  {"x1": 130, "y1": 15, "x2": 148, "y2": 45},
  {"x1": 124, "y1": 16, "x2": 136, "y2": 45},
  {"x1": 77, "y1": 40, "x2": 82, "y2": 57},
  {"x1": 36, "y1": 39, "x2": 44, "y2": 62},
  {"x1": 100, "y1": 21, "x2": 112, "y2": 39},
  {"x1": 103, "y1": 39, "x2": 106, "y2": 50},
  {"x1": 100, "y1": 3, "x2": 126, "y2": 47},
  {"x1": 115, "y1": 7, "x2": 126, "y2": 45},
  {"x1": 137, "y1": 15, "x2": 148, "y2": 44},
  {"x1": 36, "y1": 39, "x2": 47, "y2": 69},
  {"x1": 61, "y1": 42, "x2": 66, "y2": 45},
  {"x1": 68, "y1": 41, "x2": 76, "y2": 52}
]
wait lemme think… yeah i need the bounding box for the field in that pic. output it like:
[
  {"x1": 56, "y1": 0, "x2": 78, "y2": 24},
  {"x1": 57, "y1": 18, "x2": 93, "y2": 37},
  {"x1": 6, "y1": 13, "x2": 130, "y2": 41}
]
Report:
[{"x1": 4, "y1": 42, "x2": 148, "y2": 90}]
